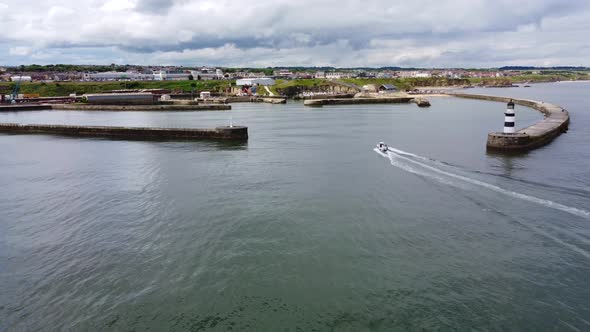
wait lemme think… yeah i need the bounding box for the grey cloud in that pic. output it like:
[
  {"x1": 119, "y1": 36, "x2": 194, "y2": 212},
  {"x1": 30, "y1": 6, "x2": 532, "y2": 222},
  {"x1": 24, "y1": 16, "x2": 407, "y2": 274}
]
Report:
[
  {"x1": 135, "y1": 0, "x2": 176, "y2": 13},
  {"x1": 1, "y1": 0, "x2": 590, "y2": 66}
]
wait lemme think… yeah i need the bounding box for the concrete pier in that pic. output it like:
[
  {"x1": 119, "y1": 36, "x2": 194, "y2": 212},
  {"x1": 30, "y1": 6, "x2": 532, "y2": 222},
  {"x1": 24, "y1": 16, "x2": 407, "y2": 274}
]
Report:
[
  {"x1": 0, "y1": 104, "x2": 53, "y2": 111},
  {"x1": 1, "y1": 103, "x2": 230, "y2": 112},
  {"x1": 449, "y1": 93, "x2": 570, "y2": 151},
  {"x1": 304, "y1": 97, "x2": 415, "y2": 106},
  {"x1": 54, "y1": 104, "x2": 231, "y2": 111},
  {"x1": 226, "y1": 96, "x2": 287, "y2": 104},
  {"x1": 0, "y1": 123, "x2": 248, "y2": 140}
]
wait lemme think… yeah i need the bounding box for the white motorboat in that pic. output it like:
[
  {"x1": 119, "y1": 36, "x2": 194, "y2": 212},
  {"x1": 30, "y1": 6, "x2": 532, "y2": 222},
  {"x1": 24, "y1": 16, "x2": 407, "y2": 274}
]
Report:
[{"x1": 377, "y1": 142, "x2": 389, "y2": 153}]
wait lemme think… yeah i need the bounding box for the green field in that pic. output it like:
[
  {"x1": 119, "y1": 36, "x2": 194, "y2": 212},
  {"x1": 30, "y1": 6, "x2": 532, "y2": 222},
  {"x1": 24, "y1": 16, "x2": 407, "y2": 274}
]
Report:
[{"x1": 0, "y1": 80, "x2": 232, "y2": 97}]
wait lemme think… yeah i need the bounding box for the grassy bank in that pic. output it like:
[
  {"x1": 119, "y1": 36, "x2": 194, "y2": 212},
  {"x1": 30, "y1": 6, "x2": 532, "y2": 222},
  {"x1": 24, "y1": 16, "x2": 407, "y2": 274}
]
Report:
[{"x1": 0, "y1": 80, "x2": 231, "y2": 97}]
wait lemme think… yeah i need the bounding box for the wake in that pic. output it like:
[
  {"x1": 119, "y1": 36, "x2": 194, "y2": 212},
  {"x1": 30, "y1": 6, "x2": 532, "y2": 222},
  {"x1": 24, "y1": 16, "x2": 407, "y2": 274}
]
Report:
[{"x1": 374, "y1": 147, "x2": 590, "y2": 220}]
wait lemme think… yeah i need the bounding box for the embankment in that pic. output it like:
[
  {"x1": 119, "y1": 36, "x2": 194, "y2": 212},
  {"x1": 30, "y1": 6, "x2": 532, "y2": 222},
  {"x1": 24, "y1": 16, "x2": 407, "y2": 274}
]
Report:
[
  {"x1": 54, "y1": 104, "x2": 231, "y2": 111},
  {"x1": 226, "y1": 96, "x2": 287, "y2": 104},
  {"x1": 304, "y1": 97, "x2": 414, "y2": 106},
  {"x1": 303, "y1": 97, "x2": 431, "y2": 107},
  {"x1": 0, "y1": 104, "x2": 53, "y2": 111},
  {"x1": 0, "y1": 123, "x2": 248, "y2": 140},
  {"x1": 449, "y1": 93, "x2": 569, "y2": 151}
]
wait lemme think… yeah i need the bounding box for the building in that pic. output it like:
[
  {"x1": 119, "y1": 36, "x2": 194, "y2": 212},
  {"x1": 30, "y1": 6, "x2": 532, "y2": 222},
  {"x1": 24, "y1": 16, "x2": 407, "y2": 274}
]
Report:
[
  {"x1": 314, "y1": 71, "x2": 326, "y2": 79},
  {"x1": 83, "y1": 93, "x2": 154, "y2": 105},
  {"x1": 379, "y1": 84, "x2": 397, "y2": 92},
  {"x1": 235, "y1": 78, "x2": 275, "y2": 86},
  {"x1": 10, "y1": 76, "x2": 32, "y2": 82},
  {"x1": 85, "y1": 72, "x2": 153, "y2": 81},
  {"x1": 154, "y1": 70, "x2": 191, "y2": 81}
]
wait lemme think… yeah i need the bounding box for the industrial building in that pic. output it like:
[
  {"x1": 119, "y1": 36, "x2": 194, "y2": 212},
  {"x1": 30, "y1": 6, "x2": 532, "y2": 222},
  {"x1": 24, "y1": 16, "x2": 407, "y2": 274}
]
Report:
[
  {"x1": 85, "y1": 72, "x2": 153, "y2": 81},
  {"x1": 83, "y1": 93, "x2": 155, "y2": 105}
]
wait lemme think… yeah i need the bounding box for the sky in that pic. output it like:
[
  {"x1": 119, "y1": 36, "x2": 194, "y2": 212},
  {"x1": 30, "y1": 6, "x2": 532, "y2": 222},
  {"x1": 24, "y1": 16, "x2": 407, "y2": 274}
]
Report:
[{"x1": 1, "y1": 0, "x2": 590, "y2": 67}]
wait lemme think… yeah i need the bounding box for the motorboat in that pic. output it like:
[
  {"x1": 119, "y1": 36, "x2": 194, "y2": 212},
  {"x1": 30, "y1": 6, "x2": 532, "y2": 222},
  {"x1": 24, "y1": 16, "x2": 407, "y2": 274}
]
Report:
[{"x1": 377, "y1": 142, "x2": 389, "y2": 153}]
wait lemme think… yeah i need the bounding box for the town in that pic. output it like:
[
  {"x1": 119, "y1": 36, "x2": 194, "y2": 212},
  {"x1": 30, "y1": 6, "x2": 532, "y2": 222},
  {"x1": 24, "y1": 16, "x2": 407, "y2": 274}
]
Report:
[{"x1": 3, "y1": 65, "x2": 587, "y2": 83}]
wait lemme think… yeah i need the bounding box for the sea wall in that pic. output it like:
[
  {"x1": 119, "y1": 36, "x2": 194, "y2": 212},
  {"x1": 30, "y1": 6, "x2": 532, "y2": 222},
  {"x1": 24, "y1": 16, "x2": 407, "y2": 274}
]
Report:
[
  {"x1": 449, "y1": 93, "x2": 570, "y2": 151},
  {"x1": 226, "y1": 96, "x2": 287, "y2": 104},
  {"x1": 304, "y1": 97, "x2": 415, "y2": 106},
  {"x1": 53, "y1": 104, "x2": 231, "y2": 111},
  {"x1": 0, "y1": 104, "x2": 53, "y2": 111},
  {"x1": 0, "y1": 123, "x2": 247, "y2": 140}
]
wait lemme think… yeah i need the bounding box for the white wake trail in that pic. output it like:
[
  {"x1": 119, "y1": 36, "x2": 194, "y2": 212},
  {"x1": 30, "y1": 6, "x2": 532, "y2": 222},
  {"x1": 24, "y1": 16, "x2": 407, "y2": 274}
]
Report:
[{"x1": 376, "y1": 148, "x2": 590, "y2": 219}]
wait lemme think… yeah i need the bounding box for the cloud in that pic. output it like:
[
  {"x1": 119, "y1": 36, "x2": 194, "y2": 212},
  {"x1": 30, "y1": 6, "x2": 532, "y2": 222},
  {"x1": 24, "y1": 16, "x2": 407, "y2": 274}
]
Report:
[
  {"x1": 9, "y1": 46, "x2": 33, "y2": 56},
  {"x1": 1, "y1": 0, "x2": 590, "y2": 66}
]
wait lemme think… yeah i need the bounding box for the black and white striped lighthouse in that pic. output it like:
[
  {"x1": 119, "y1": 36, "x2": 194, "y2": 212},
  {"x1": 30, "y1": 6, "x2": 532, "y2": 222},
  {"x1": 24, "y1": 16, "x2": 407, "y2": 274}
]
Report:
[{"x1": 504, "y1": 100, "x2": 516, "y2": 134}]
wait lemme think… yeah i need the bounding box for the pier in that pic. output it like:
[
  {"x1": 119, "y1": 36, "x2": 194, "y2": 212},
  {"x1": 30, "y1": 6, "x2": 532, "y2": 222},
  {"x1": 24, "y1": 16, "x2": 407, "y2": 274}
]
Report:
[
  {"x1": 449, "y1": 93, "x2": 570, "y2": 151},
  {"x1": 0, "y1": 123, "x2": 247, "y2": 140},
  {"x1": 0, "y1": 103, "x2": 231, "y2": 112},
  {"x1": 54, "y1": 104, "x2": 231, "y2": 111},
  {"x1": 304, "y1": 97, "x2": 415, "y2": 106}
]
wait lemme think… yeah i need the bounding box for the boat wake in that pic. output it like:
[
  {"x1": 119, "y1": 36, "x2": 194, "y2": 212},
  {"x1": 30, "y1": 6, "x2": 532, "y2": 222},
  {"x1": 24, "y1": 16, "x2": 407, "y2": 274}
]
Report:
[{"x1": 374, "y1": 147, "x2": 590, "y2": 220}]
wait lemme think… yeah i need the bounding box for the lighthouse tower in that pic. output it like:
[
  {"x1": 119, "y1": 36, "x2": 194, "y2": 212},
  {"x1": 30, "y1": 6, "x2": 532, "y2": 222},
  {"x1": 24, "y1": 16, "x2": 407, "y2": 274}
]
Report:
[{"x1": 504, "y1": 100, "x2": 516, "y2": 134}]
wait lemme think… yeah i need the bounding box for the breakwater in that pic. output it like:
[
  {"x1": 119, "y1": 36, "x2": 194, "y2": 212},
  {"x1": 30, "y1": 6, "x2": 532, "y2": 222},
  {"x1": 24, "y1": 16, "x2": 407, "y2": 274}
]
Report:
[
  {"x1": 0, "y1": 104, "x2": 53, "y2": 111},
  {"x1": 304, "y1": 97, "x2": 415, "y2": 106},
  {"x1": 55, "y1": 104, "x2": 231, "y2": 111},
  {"x1": 226, "y1": 96, "x2": 287, "y2": 104},
  {"x1": 449, "y1": 93, "x2": 569, "y2": 151},
  {"x1": 0, "y1": 123, "x2": 247, "y2": 140}
]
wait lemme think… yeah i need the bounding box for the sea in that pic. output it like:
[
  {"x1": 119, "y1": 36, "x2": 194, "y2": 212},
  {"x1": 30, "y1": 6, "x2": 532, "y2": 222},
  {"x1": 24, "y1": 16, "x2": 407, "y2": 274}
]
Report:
[{"x1": 1, "y1": 81, "x2": 589, "y2": 330}]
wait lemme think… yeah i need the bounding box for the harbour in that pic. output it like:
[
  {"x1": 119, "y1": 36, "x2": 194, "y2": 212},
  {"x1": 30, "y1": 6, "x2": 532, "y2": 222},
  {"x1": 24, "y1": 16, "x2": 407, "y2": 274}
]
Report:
[{"x1": 2, "y1": 82, "x2": 589, "y2": 330}]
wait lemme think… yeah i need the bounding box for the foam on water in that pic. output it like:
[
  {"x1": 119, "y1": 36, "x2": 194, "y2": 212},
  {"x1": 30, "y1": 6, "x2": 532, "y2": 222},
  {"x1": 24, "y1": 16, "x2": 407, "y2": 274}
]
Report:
[
  {"x1": 375, "y1": 147, "x2": 590, "y2": 220},
  {"x1": 375, "y1": 147, "x2": 590, "y2": 259}
]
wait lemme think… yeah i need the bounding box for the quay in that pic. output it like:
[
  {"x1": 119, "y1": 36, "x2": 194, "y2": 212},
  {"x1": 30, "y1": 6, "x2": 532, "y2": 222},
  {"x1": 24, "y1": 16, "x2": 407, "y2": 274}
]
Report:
[
  {"x1": 303, "y1": 96, "x2": 430, "y2": 107},
  {"x1": 449, "y1": 93, "x2": 570, "y2": 151},
  {"x1": 304, "y1": 97, "x2": 415, "y2": 106},
  {"x1": 0, "y1": 123, "x2": 248, "y2": 140},
  {"x1": 54, "y1": 104, "x2": 231, "y2": 111},
  {"x1": 0, "y1": 103, "x2": 231, "y2": 112},
  {"x1": 0, "y1": 104, "x2": 53, "y2": 111},
  {"x1": 226, "y1": 96, "x2": 287, "y2": 104}
]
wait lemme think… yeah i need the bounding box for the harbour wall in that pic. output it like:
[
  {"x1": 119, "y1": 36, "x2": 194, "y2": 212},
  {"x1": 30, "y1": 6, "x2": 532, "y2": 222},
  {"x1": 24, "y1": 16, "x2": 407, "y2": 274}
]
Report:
[
  {"x1": 54, "y1": 104, "x2": 231, "y2": 111},
  {"x1": 1, "y1": 103, "x2": 230, "y2": 112},
  {"x1": 0, "y1": 123, "x2": 248, "y2": 140},
  {"x1": 304, "y1": 97, "x2": 415, "y2": 106},
  {"x1": 0, "y1": 104, "x2": 53, "y2": 111},
  {"x1": 449, "y1": 93, "x2": 570, "y2": 151},
  {"x1": 226, "y1": 96, "x2": 287, "y2": 104}
]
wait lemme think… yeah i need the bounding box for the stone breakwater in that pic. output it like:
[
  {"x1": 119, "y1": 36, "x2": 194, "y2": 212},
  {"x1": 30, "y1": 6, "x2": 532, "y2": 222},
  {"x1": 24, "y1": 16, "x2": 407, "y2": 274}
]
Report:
[
  {"x1": 0, "y1": 104, "x2": 53, "y2": 111},
  {"x1": 0, "y1": 123, "x2": 248, "y2": 141},
  {"x1": 449, "y1": 93, "x2": 569, "y2": 151},
  {"x1": 55, "y1": 104, "x2": 231, "y2": 111},
  {"x1": 304, "y1": 97, "x2": 416, "y2": 106},
  {"x1": 0, "y1": 104, "x2": 231, "y2": 112}
]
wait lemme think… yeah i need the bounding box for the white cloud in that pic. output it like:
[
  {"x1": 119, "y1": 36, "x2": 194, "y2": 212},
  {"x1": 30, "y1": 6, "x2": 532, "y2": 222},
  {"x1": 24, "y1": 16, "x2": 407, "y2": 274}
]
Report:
[{"x1": 9, "y1": 46, "x2": 33, "y2": 56}]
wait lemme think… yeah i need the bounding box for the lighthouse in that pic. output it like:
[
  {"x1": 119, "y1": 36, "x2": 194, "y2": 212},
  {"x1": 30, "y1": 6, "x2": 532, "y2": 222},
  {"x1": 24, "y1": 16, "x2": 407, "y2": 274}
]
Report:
[{"x1": 504, "y1": 100, "x2": 516, "y2": 134}]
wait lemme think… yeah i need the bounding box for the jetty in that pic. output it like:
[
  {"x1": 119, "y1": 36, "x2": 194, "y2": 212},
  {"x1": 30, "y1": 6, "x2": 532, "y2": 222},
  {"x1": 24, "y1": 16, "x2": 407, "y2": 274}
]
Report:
[
  {"x1": 54, "y1": 104, "x2": 231, "y2": 111},
  {"x1": 304, "y1": 97, "x2": 415, "y2": 106},
  {"x1": 0, "y1": 123, "x2": 247, "y2": 140},
  {"x1": 0, "y1": 103, "x2": 230, "y2": 112},
  {"x1": 449, "y1": 93, "x2": 569, "y2": 151}
]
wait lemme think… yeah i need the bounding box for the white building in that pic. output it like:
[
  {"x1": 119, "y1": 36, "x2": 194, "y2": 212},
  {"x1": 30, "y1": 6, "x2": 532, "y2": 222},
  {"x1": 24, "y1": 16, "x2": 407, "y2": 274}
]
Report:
[
  {"x1": 154, "y1": 70, "x2": 191, "y2": 81},
  {"x1": 10, "y1": 76, "x2": 32, "y2": 82},
  {"x1": 315, "y1": 71, "x2": 326, "y2": 79},
  {"x1": 413, "y1": 71, "x2": 432, "y2": 78}
]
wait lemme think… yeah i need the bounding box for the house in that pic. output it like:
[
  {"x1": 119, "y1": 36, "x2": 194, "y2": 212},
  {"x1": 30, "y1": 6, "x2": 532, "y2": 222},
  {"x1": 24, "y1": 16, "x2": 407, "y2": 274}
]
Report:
[{"x1": 379, "y1": 84, "x2": 397, "y2": 92}]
